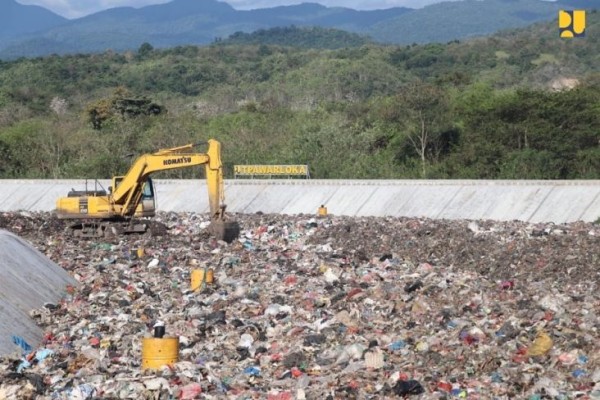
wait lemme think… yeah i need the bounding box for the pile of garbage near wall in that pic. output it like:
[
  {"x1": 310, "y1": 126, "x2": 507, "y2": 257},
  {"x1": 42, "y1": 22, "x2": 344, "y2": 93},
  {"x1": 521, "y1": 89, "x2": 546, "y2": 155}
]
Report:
[{"x1": 0, "y1": 211, "x2": 598, "y2": 399}]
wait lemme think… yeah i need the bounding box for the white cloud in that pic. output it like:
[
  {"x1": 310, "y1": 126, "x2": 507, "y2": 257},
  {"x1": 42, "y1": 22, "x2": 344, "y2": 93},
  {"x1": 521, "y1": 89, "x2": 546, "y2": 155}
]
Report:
[
  {"x1": 17, "y1": 0, "x2": 73, "y2": 17},
  {"x1": 17, "y1": 0, "x2": 170, "y2": 18},
  {"x1": 17, "y1": 0, "x2": 450, "y2": 19}
]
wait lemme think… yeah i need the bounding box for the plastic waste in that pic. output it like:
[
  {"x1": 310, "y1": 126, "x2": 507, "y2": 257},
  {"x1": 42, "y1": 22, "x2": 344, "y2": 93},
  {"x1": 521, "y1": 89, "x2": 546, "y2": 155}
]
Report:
[
  {"x1": 393, "y1": 380, "x2": 425, "y2": 396},
  {"x1": 244, "y1": 366, "x2": 261, "y2": 376},
  {"x1": 0, "y1": 212, "x2": 598, "y2": 399},
  {"x1": 179, "y1": 383, "x2": 202, "y2": 399},
  {"x1": 12, "y1": 335, "x2": 32, "y2": 353},
  {"x1": 527, "y1": 331, "x2": 553, "y2": 357}
]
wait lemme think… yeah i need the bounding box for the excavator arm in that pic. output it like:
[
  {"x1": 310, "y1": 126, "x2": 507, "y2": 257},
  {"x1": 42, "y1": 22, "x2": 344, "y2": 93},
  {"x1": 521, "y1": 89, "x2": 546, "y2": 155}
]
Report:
[{"x1": 111, "y1": 139, "x2": 225, "y2": 220}]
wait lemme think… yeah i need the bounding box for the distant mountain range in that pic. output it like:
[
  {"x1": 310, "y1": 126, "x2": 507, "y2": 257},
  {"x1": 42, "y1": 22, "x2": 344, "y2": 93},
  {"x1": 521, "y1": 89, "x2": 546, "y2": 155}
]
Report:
[
  {"x1": 0, "y1": 0, "x2": 66, "y2": 38},
  {"x1": 0, "y1": 0, "x2": 598, "y2": 59}
]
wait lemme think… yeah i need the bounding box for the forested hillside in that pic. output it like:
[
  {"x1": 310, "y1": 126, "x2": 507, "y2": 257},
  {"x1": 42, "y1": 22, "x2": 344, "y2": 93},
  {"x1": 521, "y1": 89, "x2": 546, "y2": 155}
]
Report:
[
  {"x1": 0, "y1": 13, "x2": 598, "y2": 180},
  {"x1": 218, "y1": 26, "x2": 373, "y2": 49},
  {"x1": 371, "y1": 0, "x2": 562, "y2": 44},
  {"x1": 1, "y1": 0, "x2": 596, "y2": 58}
]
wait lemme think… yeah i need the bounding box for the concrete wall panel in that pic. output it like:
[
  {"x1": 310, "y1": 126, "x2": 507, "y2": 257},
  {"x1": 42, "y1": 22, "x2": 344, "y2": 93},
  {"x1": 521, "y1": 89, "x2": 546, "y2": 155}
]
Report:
[
  {"x1": 2, "y1": 179, "x2": 600, "y2": 223},
  {"x1": 529, "y1": 185, "x2": 600, "y2": 223},
  {"x1": 0, "y1": 230, "x2": 77, "y2": 356}
]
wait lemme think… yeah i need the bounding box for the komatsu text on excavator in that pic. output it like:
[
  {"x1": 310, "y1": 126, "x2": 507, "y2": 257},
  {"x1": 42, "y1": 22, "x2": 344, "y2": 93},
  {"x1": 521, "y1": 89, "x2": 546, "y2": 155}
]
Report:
[{"x1": 55, "y1": 139, "x2": 240, "y2": 242}]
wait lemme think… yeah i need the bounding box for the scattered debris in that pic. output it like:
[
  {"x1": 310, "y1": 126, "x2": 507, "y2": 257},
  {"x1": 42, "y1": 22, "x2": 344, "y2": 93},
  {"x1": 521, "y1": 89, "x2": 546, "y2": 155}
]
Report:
[{"x1": 0, "y1": 211, "x2": 599, "y2": 399}]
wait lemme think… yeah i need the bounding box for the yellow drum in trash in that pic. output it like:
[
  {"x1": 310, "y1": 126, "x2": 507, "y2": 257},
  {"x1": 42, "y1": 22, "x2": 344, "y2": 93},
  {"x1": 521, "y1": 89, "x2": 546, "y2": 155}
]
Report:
[
  {"x1": 141, "y1": 337, "x2": 179, "y2": 370},
  {"x1": 318, "y1": 205, "x2": 328, "y2": 216},
  {"x1": 136, "y1": 247, "x2": 144, "y2": 258},
  {"x1": 191, "y1": 268, "x2": 214, "y2": 291}
]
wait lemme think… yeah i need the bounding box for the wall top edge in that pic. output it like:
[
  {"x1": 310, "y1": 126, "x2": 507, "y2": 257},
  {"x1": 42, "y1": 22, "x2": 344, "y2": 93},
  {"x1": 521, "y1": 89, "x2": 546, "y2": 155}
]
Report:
[{"x1": 2, "y1": 179, "x2": 600, "y2": 187}]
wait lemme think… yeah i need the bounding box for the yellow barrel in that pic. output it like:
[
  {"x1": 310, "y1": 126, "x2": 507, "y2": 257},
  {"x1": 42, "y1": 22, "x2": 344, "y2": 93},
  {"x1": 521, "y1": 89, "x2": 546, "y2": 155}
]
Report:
[
  {"x1": 141, "y1": 337, "x2": 179, "y2": 370},
  {"x1": 318, "y1": 205, "x2": 328, "y2": 216},
  {"x1": 191, "y1": 268, "x2": 214, "y2": 291},
  {"x1": 136, "y1": 247, "x2": 144, "y2": 258}
]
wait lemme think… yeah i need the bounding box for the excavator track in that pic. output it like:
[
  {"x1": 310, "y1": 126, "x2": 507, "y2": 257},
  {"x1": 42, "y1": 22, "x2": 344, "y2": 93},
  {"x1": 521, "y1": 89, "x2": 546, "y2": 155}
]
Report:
[
  {"x1": 66, "y1": 219, "x2": 239, "y2": 242},
  {"x1": 68, "y1": 220, "x2": 167, "y2": 239}
]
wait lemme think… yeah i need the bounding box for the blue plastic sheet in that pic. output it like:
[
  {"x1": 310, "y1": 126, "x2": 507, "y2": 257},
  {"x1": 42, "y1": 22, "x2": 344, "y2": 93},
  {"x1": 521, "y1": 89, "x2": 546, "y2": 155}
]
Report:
[{"x1": 12, "y1": 335, "x2": 32, "y2": 353}]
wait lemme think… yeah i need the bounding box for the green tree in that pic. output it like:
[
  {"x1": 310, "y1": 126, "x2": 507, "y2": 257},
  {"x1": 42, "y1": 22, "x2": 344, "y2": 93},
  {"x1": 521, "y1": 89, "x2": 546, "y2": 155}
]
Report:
[
  {"x1": 137, "y1": 42, "x2": 154, "y2": 59},
  {"x1": 394, "y1": 81, "x2": 452, "y2": 177},
  {"x1": 85, "y1": 87, "x2": 163, "y2": 129}
]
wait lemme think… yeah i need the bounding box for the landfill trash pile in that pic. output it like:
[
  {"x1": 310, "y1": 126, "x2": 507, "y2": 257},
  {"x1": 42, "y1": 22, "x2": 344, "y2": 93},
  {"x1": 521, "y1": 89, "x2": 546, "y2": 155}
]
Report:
[{"x1": 0, "y1": 211, "x2": 598, "y2": 399}]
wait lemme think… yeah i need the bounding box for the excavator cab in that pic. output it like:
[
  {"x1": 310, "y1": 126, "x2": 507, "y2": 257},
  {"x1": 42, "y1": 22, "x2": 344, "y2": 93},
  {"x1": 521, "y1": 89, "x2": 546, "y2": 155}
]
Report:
[{"x1": 112, "y1": 176, "x2": 156, "y2": 217}]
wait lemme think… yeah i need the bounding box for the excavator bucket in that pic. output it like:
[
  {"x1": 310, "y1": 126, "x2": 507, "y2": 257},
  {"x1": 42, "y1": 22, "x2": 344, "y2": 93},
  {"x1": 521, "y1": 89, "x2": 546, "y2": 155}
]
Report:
[{"x1": 209, "y1": 220, "x2": 240, "y2": 243}]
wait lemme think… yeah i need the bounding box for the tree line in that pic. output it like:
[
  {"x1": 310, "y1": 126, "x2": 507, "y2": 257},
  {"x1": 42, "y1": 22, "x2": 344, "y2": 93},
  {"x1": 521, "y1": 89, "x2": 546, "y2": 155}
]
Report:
[{"x1": 0, "y1": 14, "x2": 598, "y2": 179}]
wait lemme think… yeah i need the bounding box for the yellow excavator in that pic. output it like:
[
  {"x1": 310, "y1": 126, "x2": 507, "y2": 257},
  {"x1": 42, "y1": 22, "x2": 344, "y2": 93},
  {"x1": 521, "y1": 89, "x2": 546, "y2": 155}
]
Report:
[{"x1": 55, "y1": 139, "x2": 240, "y2": 242}]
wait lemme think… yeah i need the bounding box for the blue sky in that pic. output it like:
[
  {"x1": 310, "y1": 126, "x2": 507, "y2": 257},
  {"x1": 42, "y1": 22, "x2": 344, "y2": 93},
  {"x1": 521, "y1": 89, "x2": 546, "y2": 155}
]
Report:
[{"x1": 17, "y1": 0, "x2": 459, "y2": 19}]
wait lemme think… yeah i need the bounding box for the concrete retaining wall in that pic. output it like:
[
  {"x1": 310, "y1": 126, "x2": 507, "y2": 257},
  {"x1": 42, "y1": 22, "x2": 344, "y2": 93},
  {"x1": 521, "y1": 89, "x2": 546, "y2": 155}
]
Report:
[{"x1": 1, "y1": 179, "x2": 600, "y2": 223}]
